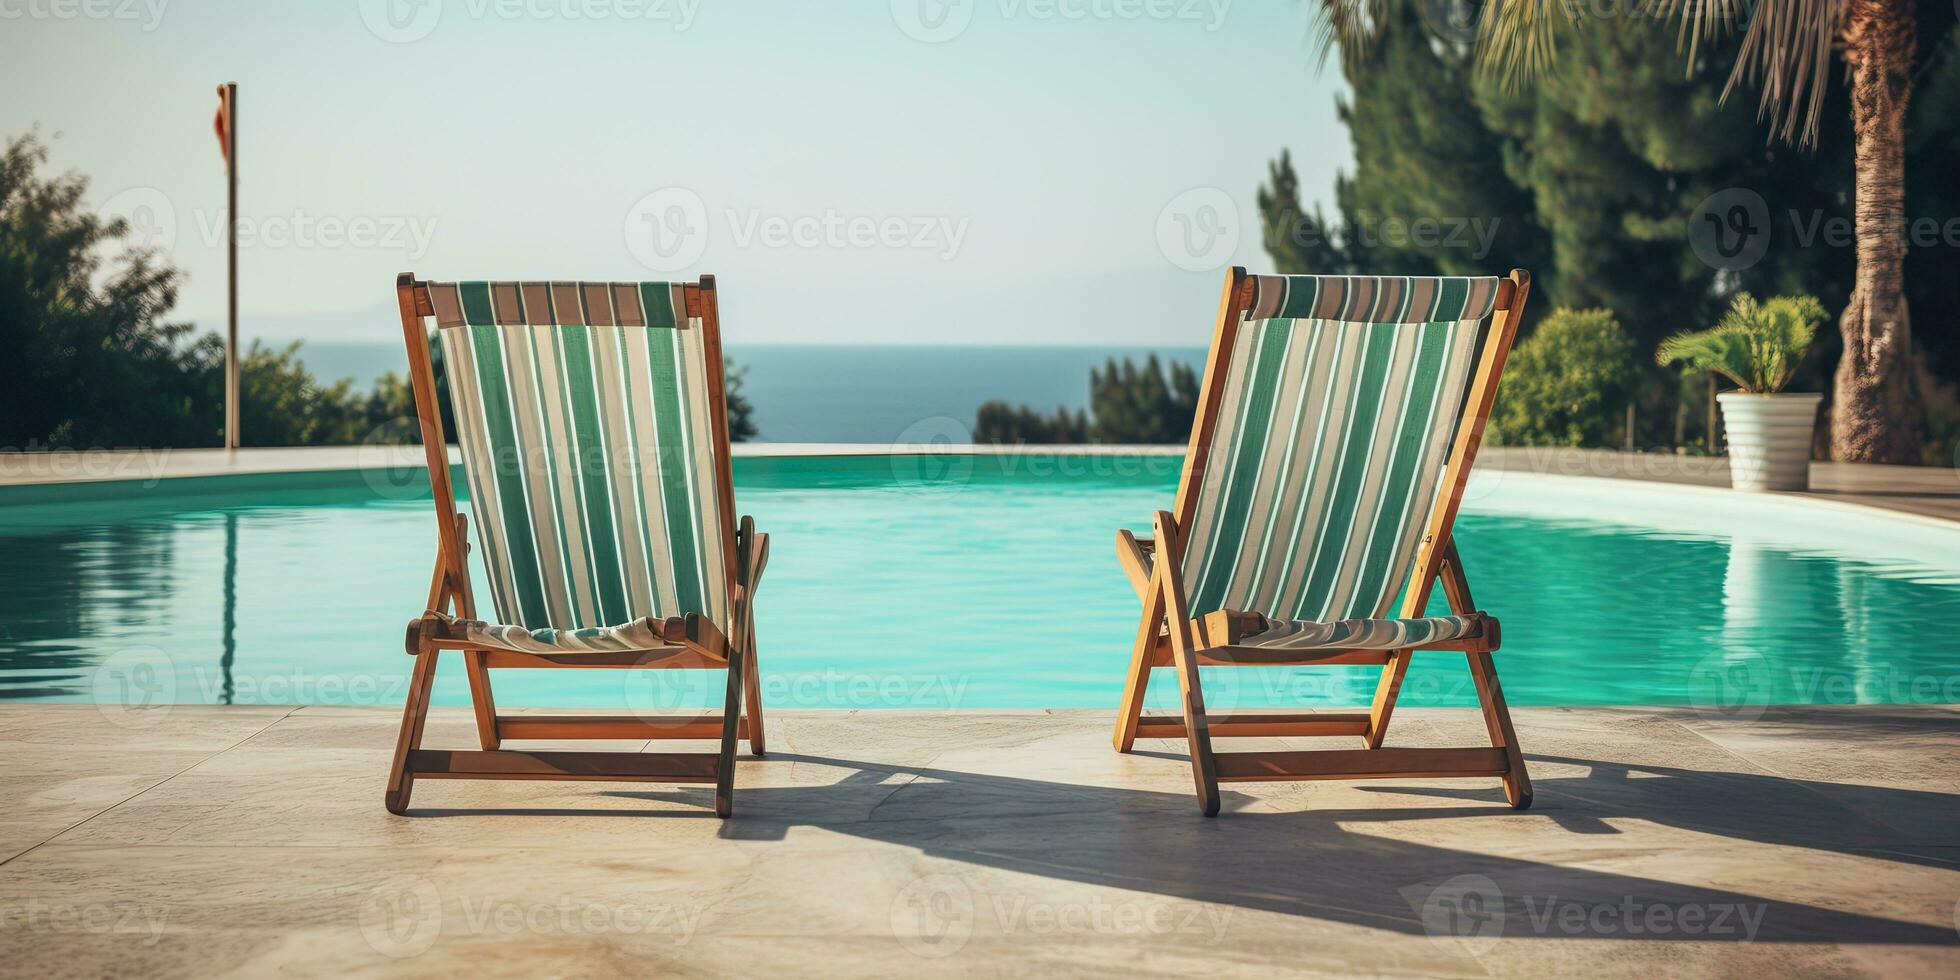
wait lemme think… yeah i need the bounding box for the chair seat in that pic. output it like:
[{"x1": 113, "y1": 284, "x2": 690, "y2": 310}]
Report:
[
  {"x1": 1233, "y1": 613, "x2": 1488, "y2": 650},
  {"x1": 428, "y1": 612, "x2": 685, "y2": 656}
]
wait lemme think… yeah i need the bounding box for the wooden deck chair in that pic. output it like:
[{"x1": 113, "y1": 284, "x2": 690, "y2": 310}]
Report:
[
  {"x1": 386, "y1": 273, "x2": 766, "y2": 819},
  {"x1": 1112, "y1": 267, "x2": 1533, "y2": 816}
]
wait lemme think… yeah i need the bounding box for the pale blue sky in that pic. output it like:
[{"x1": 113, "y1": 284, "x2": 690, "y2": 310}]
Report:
[{"x1": 2, "y1": 0, "x2": 1350, "y2": 346}]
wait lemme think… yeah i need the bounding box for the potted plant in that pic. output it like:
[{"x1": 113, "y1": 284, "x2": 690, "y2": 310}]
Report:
[{"x1": 1657, "y1": 293, "x2": 1828, "y2": 491}]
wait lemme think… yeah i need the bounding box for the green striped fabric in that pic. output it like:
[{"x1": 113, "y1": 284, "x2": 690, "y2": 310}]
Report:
[
  {"x1": 1180, "y1": 274, "x2": 1500, "y2": 625},
  {"x1": 430, "y1": 280, "x2": 730, "y2": 635}
]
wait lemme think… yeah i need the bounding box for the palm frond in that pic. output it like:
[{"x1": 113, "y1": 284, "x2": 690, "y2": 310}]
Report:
[
  {"x1": 1654, "y1": 0, "x2": 1841, "y2": 147},
  {"x1": 1476, "y1": 0, "x2": 1569, "y2": 90},
  {"x1": 1309, "y1": 0, "x2": 1392, "y2": 73}
]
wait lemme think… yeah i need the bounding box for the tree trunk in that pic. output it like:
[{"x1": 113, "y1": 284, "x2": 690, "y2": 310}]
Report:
[{"x1": 1830, "y1": 0, "x2": 1919, "y2": 463}]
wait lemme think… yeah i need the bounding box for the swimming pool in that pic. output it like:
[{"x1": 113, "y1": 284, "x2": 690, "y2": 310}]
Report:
[{"x1": 2, "y1": 453, "x2": 1957, "y2": 713}]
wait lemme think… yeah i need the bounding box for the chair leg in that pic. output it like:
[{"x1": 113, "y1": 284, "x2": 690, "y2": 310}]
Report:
[
  {"x1": 1468, "y1": 651, "x2": 1532, "y2": 808},
  {"x1": 1112, "y1": 586, "x2": 1164, "y2": 753},
  {"x1": 1169, "y1": 634, "x2": 1220, "y2": 817},
  {"x1": 385, "y1": 650, "x2": 440, "y2": 815},
  {"x1": 464, "y1": 650, "x2": 500, "y2": 750},
  {"x1": 1364, "y1": 650, "x2": 1412, "y2": 750},
  {"x1": 713, "y1": 649, "x2": 745, "y2": 818},
  {"x1": 742, "y1": 624, "x2": 766, "y2": 758}
]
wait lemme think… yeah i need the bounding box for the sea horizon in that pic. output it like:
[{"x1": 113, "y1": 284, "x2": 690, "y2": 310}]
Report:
[{"x1": 292, "y1": 340, "x2": 1207, "y2": 444}]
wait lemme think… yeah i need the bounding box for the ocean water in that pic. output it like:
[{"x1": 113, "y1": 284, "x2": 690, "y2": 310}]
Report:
[{"x1": 290, "y1": 342, "x2": 1206, "y2": 444}]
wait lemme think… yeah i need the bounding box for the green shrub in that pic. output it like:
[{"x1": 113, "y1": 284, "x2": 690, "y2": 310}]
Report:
[{"x1": 1491, "y1": 307, "x2": 1637, "y2": 447}]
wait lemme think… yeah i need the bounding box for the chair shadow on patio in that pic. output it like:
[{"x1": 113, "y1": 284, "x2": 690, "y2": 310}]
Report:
[{"x1": 512, "y1": 742, "x2": 1960, "y2": 948}]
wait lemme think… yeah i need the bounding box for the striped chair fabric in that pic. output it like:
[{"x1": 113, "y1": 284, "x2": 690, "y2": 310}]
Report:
[
  {"x1": 1180, "y1": 274, "x2": 1501, "y2": 648},
  {"x1": 430, "y1": 280, "x2": 731, "y2": 646},
  {"x1": 425, "y1": 610, "x2": 682, "y2": 656},
  {"x1": 1230, "y1": 613, "x2": 1485, "y2": 651}
]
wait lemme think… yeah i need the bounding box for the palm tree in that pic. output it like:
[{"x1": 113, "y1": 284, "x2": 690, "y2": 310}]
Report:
[{"x1": 1319, "y1": 0, "x2": 1921, "y2": 462}]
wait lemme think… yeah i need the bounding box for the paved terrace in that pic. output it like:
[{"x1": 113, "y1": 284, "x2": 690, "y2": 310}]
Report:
[{"x1": 0, "y1": 706, "x2": 1955, "y2": 976}]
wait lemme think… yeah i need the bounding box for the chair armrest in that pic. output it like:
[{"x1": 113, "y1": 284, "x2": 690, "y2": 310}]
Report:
[{"x1": 1115, "y1": 529, "x2": 1155, "y2": 600}]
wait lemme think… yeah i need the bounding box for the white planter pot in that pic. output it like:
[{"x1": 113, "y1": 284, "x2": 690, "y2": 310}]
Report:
[{"x1": 1717, "y1": 392, "x2": 1822, "y2": 491}]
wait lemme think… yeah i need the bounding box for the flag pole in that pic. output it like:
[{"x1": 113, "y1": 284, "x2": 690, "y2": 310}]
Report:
[{"x1": 223, "y1": 81, "x2": 239, "y2": 450}]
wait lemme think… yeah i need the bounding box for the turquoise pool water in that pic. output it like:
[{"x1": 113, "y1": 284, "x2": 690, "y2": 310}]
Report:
[{"x1": 2, "y1": 455, "x2": 1957, "y2": 712}]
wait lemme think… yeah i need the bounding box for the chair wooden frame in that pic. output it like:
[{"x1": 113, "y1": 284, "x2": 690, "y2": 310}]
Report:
[
  {"x1": 385, "y1": 273, "x2": 765, "y2": 819},
  {"x1": 1111, "y1": 266, "x2": 1534, "y2": 816}
]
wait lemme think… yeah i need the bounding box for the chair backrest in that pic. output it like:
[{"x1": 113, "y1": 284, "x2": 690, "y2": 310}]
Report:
[
  {"x1": 1176, "y1": 272, "x2": 1521, "y2": 624},
  {"x1": 408, "y1": 278, "x2": 735, "y2": 633}
]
